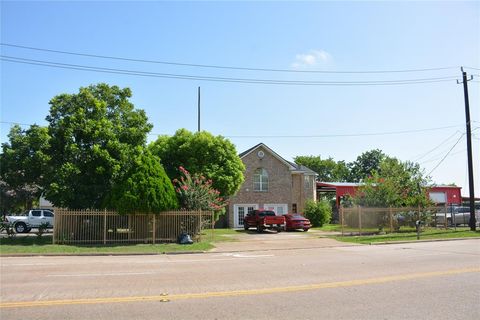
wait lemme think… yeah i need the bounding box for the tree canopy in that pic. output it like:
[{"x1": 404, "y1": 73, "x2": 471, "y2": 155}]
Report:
[
  {"x1": 149, "y1": 129, "x2": 245, "y2": 197},
  {"x1": 348, "y1": 149, "x2": 387, "y2": 182},
  {"x1": 104, "y1": 150, "x2": 178, "y2": 214},
  {"x1": 354, "y1": 157, "x2": 431, "y2": 207},
  {"x1": 294, "y1": 155, "x2": 349, "y2": 182},
  {"x1": 44, "y1": 83, "x2": 152, "y2": 209},
  {"x1": 0, "y1": 125, "x2": 50, "y2": 211}
]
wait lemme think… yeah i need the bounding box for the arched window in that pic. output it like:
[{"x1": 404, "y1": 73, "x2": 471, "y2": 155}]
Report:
[{"x1": 253, "y1": 168, "x2": 268, "y2": 192}]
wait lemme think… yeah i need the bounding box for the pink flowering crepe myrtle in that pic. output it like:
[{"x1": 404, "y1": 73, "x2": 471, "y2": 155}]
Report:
[{"x1": 173, "y1": 166, "x2": 227, "y2": 211}]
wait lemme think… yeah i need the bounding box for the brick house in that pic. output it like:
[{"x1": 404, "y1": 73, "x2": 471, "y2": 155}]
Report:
[{"x1": 227, "y1": 143, "x2": 317, "y2": 228}]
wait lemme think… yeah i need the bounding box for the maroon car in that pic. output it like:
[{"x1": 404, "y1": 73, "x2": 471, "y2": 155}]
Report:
[{"x1": 284, "y1": 214, "x2": 311, "y2": 231}]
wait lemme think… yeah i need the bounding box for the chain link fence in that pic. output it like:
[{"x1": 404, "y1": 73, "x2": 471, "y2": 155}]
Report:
[{"x1": 339, "y1": 206, "x2": 462, "y2": 235}]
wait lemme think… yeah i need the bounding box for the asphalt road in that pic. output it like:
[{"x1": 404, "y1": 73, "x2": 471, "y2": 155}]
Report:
[{"x1": 1, "y1": 239, "x2": 479, "y2": 320}]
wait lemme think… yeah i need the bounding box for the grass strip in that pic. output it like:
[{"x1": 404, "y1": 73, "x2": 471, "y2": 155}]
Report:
[
  {"x1": 0, "y1": 229, "x2": 238, "y2": 255},
  {"x1": 330, "y1": 229, "x2": 480, "y2": 244}
]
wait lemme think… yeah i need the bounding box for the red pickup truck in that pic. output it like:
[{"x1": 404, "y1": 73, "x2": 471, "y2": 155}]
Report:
[{"x1": 243, "y1": 210, "x2": 286, "y2": 233}]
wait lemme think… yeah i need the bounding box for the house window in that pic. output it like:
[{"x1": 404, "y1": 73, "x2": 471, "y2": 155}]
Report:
[
  {"x1": 304, "y1": 175, "x2": 313, "y2": 191},
  {"x1": 253, "y1": 168, "x2": 268, "y2": 192},
  {"x1": 292, "y1": 203, "x2": 297, "y2": 213}
]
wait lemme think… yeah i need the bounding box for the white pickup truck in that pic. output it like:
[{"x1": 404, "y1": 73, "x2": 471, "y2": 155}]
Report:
[{"x1": 5, "y1": 209, "x2": 54, "y2": 233}]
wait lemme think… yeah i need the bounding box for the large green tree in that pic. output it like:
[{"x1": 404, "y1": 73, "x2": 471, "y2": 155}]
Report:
[
  {"x1": 355, "y1": 157, "x2": 431, "y2": 207},
  {"x1": 348, "y1": 149, "x2": 387, "y2": 182},
  {"x1": 104, "y1": 150, "x2": 178, "y2": 214},
  {"x1": 294, "y1": 155, "x2": 349, "y2": 182},
  {"x1": 0, "y1": 124, "x2": 50, "y2": 211},
  {"x1": 149, "y1": 129, "x2": 245, "y2": 197},
  {"x1": 44, "y1": 83, "x2": 152, "y2": 209}
]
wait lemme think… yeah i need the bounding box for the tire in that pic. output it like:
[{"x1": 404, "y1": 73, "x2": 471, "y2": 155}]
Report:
[
  {"x1": 277, "y1": 227, "x2": 282, "y2": 233},
  {"x1": 256, "y1": 225, "x2": 263, "y2": 233},
  {"x1": 15, "y1": 222, "x2": 27, "y2": 233},
  {"x1": 303, "y1": 228, "x2": 309, "y2": 232},
  {"x1": 244, "y1": 224, "x2": 249, "y2": 231}
]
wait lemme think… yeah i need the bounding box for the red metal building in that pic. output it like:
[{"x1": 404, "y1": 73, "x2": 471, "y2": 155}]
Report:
[{"x1": 317, "y1": 182, "x2": 462, "y2": 207}]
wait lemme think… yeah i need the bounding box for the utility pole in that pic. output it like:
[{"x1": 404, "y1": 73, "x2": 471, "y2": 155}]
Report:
[
  {"x1": 197, "y1": 86, "x2": 201, "y2": 132},
  {"x1": 458, "y1": 67, "x2": 476, "y2": 231}
]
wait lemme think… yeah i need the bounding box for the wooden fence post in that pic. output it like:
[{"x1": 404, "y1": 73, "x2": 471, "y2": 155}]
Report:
[
  {"x1": 340, "y1": 206, "x2": 344, "y2": 236},
  {"x1": 199, "y1": 210, "x2": 203, "y2": 242},
  {"x1": 358, "y1": 206, "x2": 362, "y2": 236},
  {"x1": 389, "y1": 207, "x2": 393, "y2": 233},
  {"x1": 103, "y1": 209, "x2": 107, "y2": 245},
  {"x1": 53, "y1": 209, "x2": 58, "y2": 244},
  {"x1": 211, "y1": 211, "x2": 214, "y2": 242},
  {"x1": 152, "y1": 214, "x2": 156, "y2": 244}
]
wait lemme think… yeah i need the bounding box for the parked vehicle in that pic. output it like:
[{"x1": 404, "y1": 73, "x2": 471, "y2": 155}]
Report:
[
  {"x1": 284, "y1": 214, "x2": 311, "y2": 231},
  {"x1": 243, "y1": 210, "x2": 286, "y2": 233},
  {"x1": 452, "y1": 207, "x2": 480, "y2": 226},
  {"x1": 5, "y1": 209, "x2": 54, "y2": 233}
]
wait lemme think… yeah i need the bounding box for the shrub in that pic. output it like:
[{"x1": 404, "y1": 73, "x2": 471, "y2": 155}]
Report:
[
  {"x1": 173, "y1": 166, "x2": 227, "y2": 212},
  {"x1": 105, "y1": 150, "x2": 179, "y2": 214},
  {"x1": 304, "y1": 199, "x2": 332, "y2": 227}
]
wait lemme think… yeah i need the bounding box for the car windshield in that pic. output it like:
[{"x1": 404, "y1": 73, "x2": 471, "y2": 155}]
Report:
[{"x1": 290, "y1": 215, "x2": 305, "y2": 219}]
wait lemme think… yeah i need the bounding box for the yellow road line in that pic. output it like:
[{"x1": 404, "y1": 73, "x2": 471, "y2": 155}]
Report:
[{"x1": 1, "y1": 267, "x2": 478, "y2": 309}]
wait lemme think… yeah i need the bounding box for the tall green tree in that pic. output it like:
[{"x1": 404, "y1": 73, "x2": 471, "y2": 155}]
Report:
[
  {"x1": 294, "y1": 155, "x2": 349, "y2": 182},
  {"x1": 348, "y1": 149, "x2": 387, "y2": 182},
  {"x1": 149, "y1": 129, "x2": 245, "y2": 197},
  {"x1": 104, "y1": 150, "x2": 178, "y2": 214},
  {"x1": 355, "y1": 157, "x2": 431, "y2": 207},
  {"x1": 0, "y1": 125, "x2": 50, "y2": 211},
  {"x1": 44, "y1": 83, "x2": 152, "y2": 209}
]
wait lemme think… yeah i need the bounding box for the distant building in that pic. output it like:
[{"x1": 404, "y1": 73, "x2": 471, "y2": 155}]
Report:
[
  {"x1": 39, "y1": 196, "x2": 54, "y2": 210},
  {"x1": 316, "y1": 182, "x2": 462, "y2": 207}
]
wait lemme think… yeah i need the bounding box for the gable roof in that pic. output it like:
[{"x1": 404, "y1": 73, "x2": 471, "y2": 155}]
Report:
[{"x1": 239, "y1": 143, "x2": 317, "y2": 175}]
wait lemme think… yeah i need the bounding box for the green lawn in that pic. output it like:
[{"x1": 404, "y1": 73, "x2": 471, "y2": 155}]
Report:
[
  {"x1": 314, "y1": 224, "x2": 398, "y2": 233},
  {"x1": 0, "y1": 235, "x2": 213, "y2": 254},
  {"x1": 330, "y1": 228, "x2": 480, "y2": 244},
  {"x1": 0, "y1": 229, "x2": 237, "y2": 255}
]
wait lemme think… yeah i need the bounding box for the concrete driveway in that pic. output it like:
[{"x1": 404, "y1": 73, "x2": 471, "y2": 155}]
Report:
[{"x1": 211, "y1": 229, "x2": 348, "y2": 253}]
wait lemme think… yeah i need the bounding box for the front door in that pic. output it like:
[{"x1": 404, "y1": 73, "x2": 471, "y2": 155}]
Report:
[{"x1": 234, "y1": 204, "x2": 258, "y2": 228}]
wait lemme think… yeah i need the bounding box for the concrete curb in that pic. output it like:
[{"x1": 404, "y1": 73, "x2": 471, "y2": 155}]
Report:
[
  {"x1": 368, "y1": 237, "x2": 480, "y2": 245},
  {"x1": 0, "y1": 251, "x2": 209, "y2": 258}
]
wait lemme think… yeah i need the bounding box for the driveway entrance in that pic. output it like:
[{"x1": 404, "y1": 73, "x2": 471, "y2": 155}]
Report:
[{"x1": 211, "y1": 229, "x2": 346, "y2": 253}]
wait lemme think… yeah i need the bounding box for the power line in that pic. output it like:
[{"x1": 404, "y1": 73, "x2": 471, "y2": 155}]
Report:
[
  {"x1": 0, "y1": 55, "x2": 459, "y2": 86},
  {"x1": 419, "y1": 148, "x2": 466, "y2": 164},
  {"x1": 427, "y1": 133, "x2": 465, "y2": 176},
  {"x1": 0, "y1": 43, "x2": 460, "y2": 74},
  {"x1": 1, "y1": 121, "x2": 463, "y2": 139},
  {"x1": 223, "y1": 125, "x2": 462, "y2": 138},
  {"x1": 0, "y1": 121, "x2": 35, "y2": 127},
  {"x1": 411, "y1": 130, "x2": 463, "y2": 162}
]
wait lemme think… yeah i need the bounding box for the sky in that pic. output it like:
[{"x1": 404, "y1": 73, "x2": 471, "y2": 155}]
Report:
[{"x1": 1, "y1": 1, "x2": 479, "y2": 197}]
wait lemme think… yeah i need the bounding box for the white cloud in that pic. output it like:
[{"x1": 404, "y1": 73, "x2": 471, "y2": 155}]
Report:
[{"x1": 291, "y1": 50, "x2": 332, "y2": 69}]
